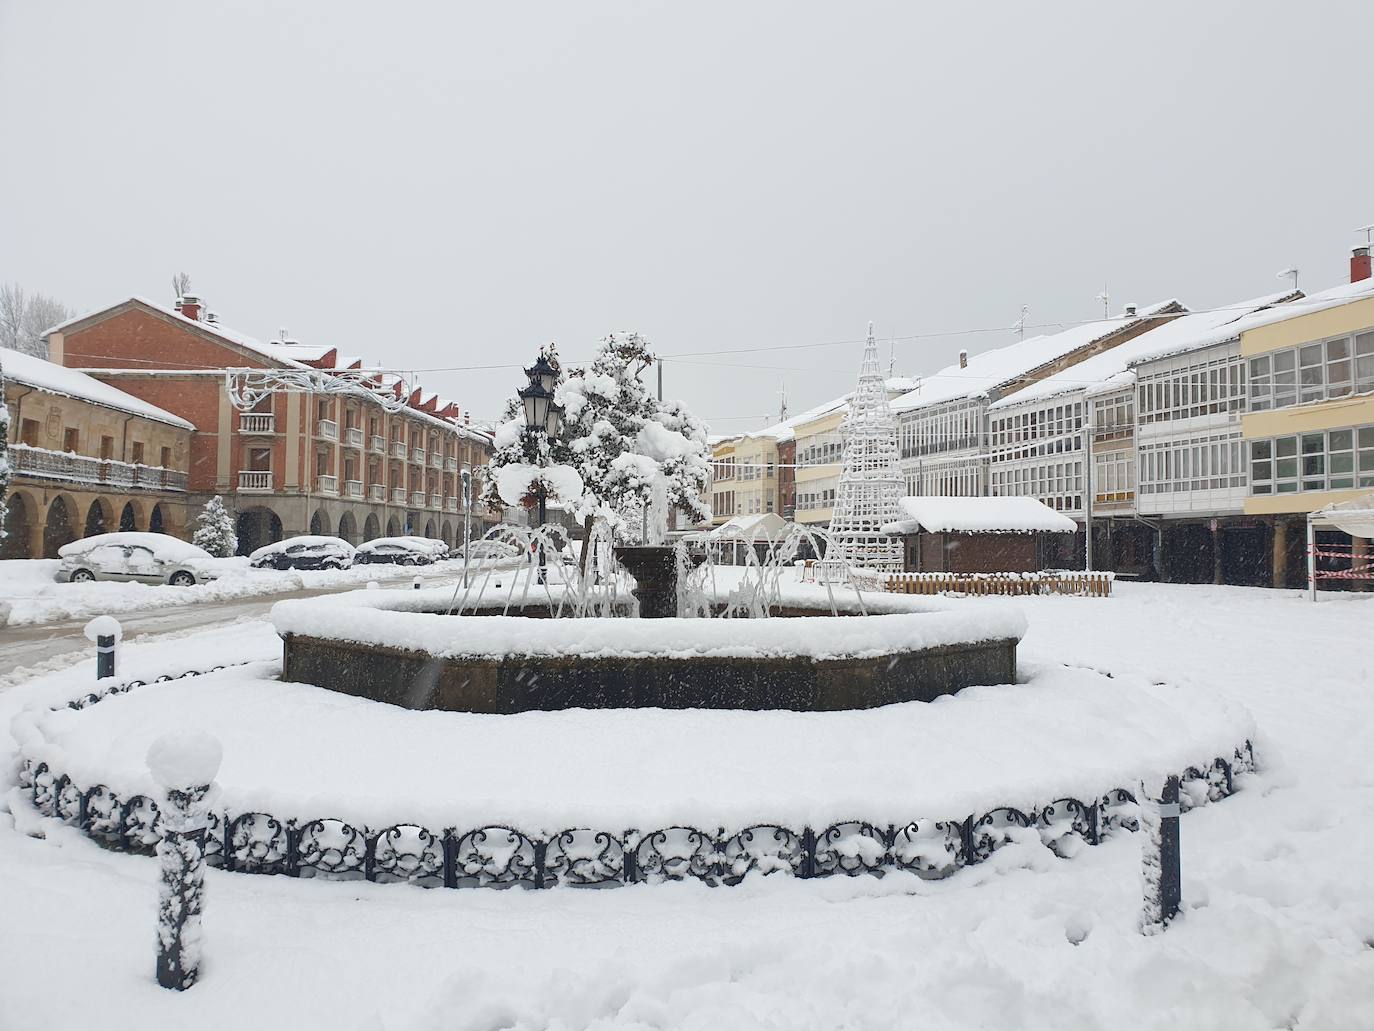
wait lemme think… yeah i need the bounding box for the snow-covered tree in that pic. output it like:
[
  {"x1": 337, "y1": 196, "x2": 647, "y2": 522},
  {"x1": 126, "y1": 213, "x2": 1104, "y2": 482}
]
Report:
[
  {"x1": 558, "y1": 331, "x2": 712, "y2": 548},
  {"x1": 191, "y1": 496, "x2": 237, "y2": 557}
]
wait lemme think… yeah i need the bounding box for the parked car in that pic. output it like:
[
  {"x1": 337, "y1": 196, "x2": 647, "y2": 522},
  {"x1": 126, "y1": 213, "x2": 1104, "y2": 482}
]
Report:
[
  {"x1": 249, "y1": 536, "x2": 355, "y2": 571},
  {"x1": 57, "y1": 533, "x2": 221, "y2": 586},
  {"x1": 454, "y1": 539, "x2": 521, "y2": 562},
  {"x1": 353, "y1": 536, "x2": 449, "y2": 566}
]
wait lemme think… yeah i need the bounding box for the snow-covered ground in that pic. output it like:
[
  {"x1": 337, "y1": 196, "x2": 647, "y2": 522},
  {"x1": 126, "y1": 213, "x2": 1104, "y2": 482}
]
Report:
[
  {"x1": 2, "y1": 583, "x2": 1373, "y2": 1029},
  {"x1": 0, "y1": 557, "x2": 513, "y2": 628}
]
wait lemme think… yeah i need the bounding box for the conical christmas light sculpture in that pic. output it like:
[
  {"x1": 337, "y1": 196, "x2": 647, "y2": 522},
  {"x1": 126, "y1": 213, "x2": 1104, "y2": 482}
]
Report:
[{"x1": 826, "y1": 323, "x2": 904, "y2": 572}]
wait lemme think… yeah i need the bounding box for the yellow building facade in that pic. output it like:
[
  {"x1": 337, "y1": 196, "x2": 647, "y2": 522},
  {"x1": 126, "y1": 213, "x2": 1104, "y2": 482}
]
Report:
[{"x1": 1237, "y1": 287, "x2": 1374, "y2": 584}]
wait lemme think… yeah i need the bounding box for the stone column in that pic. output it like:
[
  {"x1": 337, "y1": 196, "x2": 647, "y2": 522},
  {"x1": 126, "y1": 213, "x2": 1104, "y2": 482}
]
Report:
[
  {"x1": 1272, "y1": 518, "x2": 1289, "y2": 589},
  {"x1": 1212, "y1": 520, "x2": 1224, "y2": 585}
]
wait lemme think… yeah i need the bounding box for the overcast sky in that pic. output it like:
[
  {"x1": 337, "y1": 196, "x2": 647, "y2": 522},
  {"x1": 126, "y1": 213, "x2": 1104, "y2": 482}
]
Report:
[{"x1": 3, "y1": 1, "x2": 1372, "y2": 431}]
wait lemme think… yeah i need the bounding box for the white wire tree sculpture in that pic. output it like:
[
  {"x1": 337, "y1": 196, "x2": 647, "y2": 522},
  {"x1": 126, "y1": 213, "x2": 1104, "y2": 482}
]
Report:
[{"x1": 825, "y1": 322, "x2": 904, "y2": 573}]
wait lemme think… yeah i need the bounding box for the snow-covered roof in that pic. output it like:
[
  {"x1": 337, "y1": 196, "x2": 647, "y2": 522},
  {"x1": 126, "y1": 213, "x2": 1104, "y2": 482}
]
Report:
[
  {"x1": 1310, "y1": 492, "x2": 1374, "y2": 538},
  {"x1": 741, "y1": 376, "x2": 915, "y2": 442},
  {"x1": 993, "y1": 291, "x2": 1296, "y2": 408},
  {"x1": 885, "y1": 496, "x2": 1078, "y2": 534},
  {"x1": 710, "y1": 512, "x2": 790, "y2": 539},
  {"x1": 1140, "y1": 276, "x2": 1374, "y2": 359},
  {"x1": 891, "y1": 301, "x2": 1179, "y2": 414},
  {"x1": 1, "y1": 349, "x2": 194, "y2": 430}
]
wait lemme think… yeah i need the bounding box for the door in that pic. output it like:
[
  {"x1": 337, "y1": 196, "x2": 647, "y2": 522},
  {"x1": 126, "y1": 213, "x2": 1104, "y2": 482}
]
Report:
[{"x1": 122, "y1": 545, "x2": 167, "y2": 584}]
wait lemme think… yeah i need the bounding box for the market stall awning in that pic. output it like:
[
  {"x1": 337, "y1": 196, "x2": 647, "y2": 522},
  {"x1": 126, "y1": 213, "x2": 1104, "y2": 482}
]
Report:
[{"x1": 882, "y1": 496, "x2": 1078, "y2": 535}]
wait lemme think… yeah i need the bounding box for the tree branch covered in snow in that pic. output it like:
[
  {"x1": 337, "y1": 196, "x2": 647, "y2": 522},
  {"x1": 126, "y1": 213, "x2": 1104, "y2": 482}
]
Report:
[{"x1": 0, "y1": 283, "x2": 71, "y2": 359}]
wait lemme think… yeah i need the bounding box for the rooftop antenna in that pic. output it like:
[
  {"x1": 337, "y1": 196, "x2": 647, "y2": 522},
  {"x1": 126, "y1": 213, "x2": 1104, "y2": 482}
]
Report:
[
  {"x1": 1356, "y1": 224, "x2": 1374, "y2": 246},
  {"x1": 887, "y1": 338, "x2": 896, "y2": 378},
  {"x1": 1095, "y1": 285, "x2": 1110, "y2": 319},
  {"x1": 1013, "y1": 304, "x2": 1030, "y2": 340},
  {"x1": 1276, "y1": 266, "x2": 1300, "y2": 291},
  {"x1": 778, "y1": 379, "x2": 788, "y2": 423}
]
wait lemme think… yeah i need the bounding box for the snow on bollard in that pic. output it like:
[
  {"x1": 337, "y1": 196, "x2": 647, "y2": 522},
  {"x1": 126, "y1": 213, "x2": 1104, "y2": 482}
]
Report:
[
  {"x1": 412, "y1": 574, "x2": 422, "y2": 590},
  {"x1": 1140, "y1": 774, "x2": 1181, "y2": 934},
  {"x1": 84, "y1": 615, "x2": 122, "y2": 680},
  {"x1": 147, "y1": 731, "x2": 223, "y2": 991}
]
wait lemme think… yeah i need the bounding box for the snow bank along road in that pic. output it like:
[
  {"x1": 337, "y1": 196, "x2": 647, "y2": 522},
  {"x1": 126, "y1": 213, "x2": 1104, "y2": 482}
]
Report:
[
  {"x1": 2, "y1": 583, "x2": 1373, "y2": 1030},
  {"x1": 0, "y1": 575, "x2": 459, "y2": 684}
]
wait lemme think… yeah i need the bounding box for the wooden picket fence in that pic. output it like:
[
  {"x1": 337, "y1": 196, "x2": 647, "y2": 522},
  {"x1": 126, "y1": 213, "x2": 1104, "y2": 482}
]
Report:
[{"x1": 885, "y1": 571, "x2": 1114, "y2": 598}]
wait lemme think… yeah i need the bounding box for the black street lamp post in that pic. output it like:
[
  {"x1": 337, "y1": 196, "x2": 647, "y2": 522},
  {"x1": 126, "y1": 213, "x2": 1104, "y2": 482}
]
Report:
[{"x1": 518, "y1": 348, "x2": 563, "y2": 583}]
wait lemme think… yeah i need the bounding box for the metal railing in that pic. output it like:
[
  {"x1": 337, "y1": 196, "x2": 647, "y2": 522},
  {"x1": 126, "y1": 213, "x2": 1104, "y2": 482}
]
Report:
[
  {"x1": 237, "y1": 470, "x2": 272, "y2": 491},
  {"x1": 239, "y1": 413, "x2": 275, "y2": 434},
  {"x1": 317, "y1": 419, "x2": 338, "y2": 441},
  {"x1": 10, "y1": 444, "x2": 188, "y2": 492}
]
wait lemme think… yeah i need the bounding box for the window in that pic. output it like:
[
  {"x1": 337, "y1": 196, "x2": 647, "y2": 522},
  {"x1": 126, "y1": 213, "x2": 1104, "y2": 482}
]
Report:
[
  {"x1": 20, "y1": 418, "x2": 39, "y2": 446},
  {"x1": 1359, "y1": 333, "x2": 1374, "y2": 394},
  {"x1": 1248, "y1": 355, "x2": 1272, "y2": 412},
  {"x1": 160, "y1": 447, "x2": 172, "y2": 468},
  {"x1": 130, "y1": 441, "x2": 145, "y2": 464},
  {"x1": 1250, "y1": 425, "x2": 1374, "y2": 495},
  {"x1": 1327, "y1": 338, "x2": 1352, "y2": 397},
  {"x1": 248, "y1": 447, "x2": 272, "y2": 471},
  {"x1": 69, "y1": 428, "x2": 85, "y2": 454}
]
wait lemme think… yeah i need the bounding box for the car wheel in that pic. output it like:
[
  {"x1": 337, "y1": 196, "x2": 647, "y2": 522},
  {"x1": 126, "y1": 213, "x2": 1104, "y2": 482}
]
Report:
[
  {"x1": 70, "y1": 569, "x2": 96, "y2": 583},
  {"x1": 169, "y1": 571, "x2": 196, "y2": 587}
]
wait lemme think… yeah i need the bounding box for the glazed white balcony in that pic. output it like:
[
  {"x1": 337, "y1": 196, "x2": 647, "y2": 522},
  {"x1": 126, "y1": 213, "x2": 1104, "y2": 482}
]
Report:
[
  {"x1": 368, "y1": 484, "x2": 385, "y2": 502},
  {"x1": 345, "y1": 479, "x2": 364, "y2": 499},
  {"x1": 370, "y1": 435, "x2": 386, "y2": 454}
]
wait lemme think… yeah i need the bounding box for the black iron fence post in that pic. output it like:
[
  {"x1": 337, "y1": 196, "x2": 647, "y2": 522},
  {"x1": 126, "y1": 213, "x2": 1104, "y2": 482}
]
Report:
[
  {"x1": 1140, "y1": 774, "x2": 1181, "y2": 934},
  {"x1": 147, "y1": 733, "x2": 222, "y2": 991}
]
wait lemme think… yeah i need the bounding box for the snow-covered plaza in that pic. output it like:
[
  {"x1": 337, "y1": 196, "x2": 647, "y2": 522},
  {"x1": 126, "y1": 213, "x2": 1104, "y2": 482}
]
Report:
[{"x1": 3, "y1": 579, "x2": 1371, "y2": 1030}]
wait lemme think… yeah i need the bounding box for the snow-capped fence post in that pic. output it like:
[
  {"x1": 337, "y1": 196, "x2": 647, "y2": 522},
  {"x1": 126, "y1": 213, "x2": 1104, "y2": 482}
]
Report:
[
  {"x1": 146, "y1": 732, "x2": 223, "y2": 991},
  {"x1": 1140, "y1": 774, "x2": 1181, "y2": 934},
  {"x1": 413, "y1": 574, "x2": 422, "y2": 590},
  {"x1": 84, "y1": 616, "x2": 122, "y2": 680}
]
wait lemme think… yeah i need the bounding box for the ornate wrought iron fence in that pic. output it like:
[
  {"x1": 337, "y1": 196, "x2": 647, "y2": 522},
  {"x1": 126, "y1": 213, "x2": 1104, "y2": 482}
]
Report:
[{"x1": 22, "y1": 663, "x2": 1253, "y2": 890}]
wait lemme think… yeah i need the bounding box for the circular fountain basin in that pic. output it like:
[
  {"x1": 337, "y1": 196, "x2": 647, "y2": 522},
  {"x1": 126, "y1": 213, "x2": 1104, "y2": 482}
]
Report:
[{"x1": 270, "y1": 588, "x2": 1026, "y2": 713}]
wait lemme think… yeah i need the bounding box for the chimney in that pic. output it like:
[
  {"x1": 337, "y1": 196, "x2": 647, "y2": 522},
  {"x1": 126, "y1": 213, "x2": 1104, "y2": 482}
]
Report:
[
  {"x1": 1352, "y1": 245, "x2": 1371, "y2": 284},
  {"x1": 180, "y1": 294, "x2": 202, "y2": 321},
  {"x1": 958, "y1": 349, "x2": 968, "y2": 369},
  {"x1": 1123, "y1": 303, "x2": 1138, "y2": 317},
  {"x1": 464, "y1": 412, "x2": 471, "y2": 425}
]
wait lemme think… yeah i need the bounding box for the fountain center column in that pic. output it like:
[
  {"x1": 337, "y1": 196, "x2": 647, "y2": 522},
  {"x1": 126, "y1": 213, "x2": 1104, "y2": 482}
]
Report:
[{"x1": 613, "y1": 546, "x2": 679, "y2": 618}]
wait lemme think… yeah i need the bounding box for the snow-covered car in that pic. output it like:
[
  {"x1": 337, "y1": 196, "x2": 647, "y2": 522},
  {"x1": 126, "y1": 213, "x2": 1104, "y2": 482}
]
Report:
[
  {"x1": 353, "y1": 536, "x2": 449, "y2": 566},
  {"x1": 57, "y1": 533, "x2": 221, "y2": 587},
  {"x1": 249, "y1": 536, "x2": 355, "y2": 571},
  {"x1": 454, "y1": 539, "x2": 521, "y2": 562}
]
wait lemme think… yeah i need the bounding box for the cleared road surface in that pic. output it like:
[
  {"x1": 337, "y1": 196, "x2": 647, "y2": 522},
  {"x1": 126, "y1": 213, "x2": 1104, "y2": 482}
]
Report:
[{"x1": 2, "y1": 575, "x2": 461, "y2": 682}]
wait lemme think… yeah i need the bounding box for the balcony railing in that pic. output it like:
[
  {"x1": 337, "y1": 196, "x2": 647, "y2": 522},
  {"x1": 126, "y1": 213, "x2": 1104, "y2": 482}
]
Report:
[
  {"x1": 429, "y1": 453, "x2": 443, "y2": 469},
  {"x1": 392, "y1": 487, "x2": 407, "y2": 504},
  {"x1": 317, "y1": 475, "x2": 338, "y2": 494},
  {"x1": 429, "y1": 492, "x2": 442, "y2": 508},
  {"x1": 345, "y1": 479, "x2": 363, "y2": 498},
  {"x1": 238, "y1": 470, "x2": 272, "y2": 492},
  {"x1": 445, "y1": 497, "x2": 459, "y2": 512},
  {"x1": 368, "y1": 484, "x2": 385, "y2": 502},
  {"x1": 345, "y1": 427, "x2": 365, "y2": 448},
  {"x1": 317, "y1": 419, "x2": 338, "y2": 441},
  {"x1": 391, "y1": 441, "x2": 407, "y2": 460},
  {"x1": 445, "y1": 456, "x2": 459, "y2": 472},
  {"x1": 239, "y1": 413, "x2": 275, "y2": 434},
  {"x1": 10, "y1": 444, "x2": 189, "y2": 492},
  {"x1": 411, "y1": 448, "x2": 425, "y2": 464},
  {"x1": 411, "y1": 491, "x2": 426, "y2": 507},
  {"x1": 370, "y1": 434, "x2": 386, "y2": 454}
]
